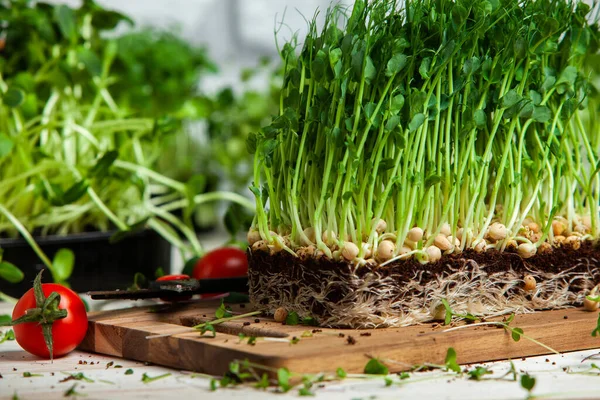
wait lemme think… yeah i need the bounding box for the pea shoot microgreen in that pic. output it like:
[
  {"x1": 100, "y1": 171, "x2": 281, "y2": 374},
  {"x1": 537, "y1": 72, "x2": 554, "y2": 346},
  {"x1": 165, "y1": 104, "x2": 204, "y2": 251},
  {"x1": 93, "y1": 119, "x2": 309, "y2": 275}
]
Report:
[
  {"x1": 22, "y1": 372, "x2": 43, "y2": 377},
  {"x1": 194, "y1": 310, "x2": 262, "y2": 337},
  {"x1": 0, "y1": 329, "x2": 15, "y2": 344},
  {"x1": 592, "y1": 313, "x2": 600, "y2": 337},
  {"x1": 520, "y1": 374, "x2": 536, "y2": 395},
  {"x1": 63, "y1": 383, "x2": 84, "y2": 398},
  {"x1": 141, "y1": 372, "x2": 171, "y2": 384},
  {"x1": 467, "y1": 366, "x2": 493, "y2": 381},
  {"x1": 364, "y1": 358, "x2": 389, "y2": 375},
  {"x1": 441, "y1": 299, "x2": 479, "y2": 325},
  {"x1": 215, "y1": 300, "x2": 233, "y2": 319}
]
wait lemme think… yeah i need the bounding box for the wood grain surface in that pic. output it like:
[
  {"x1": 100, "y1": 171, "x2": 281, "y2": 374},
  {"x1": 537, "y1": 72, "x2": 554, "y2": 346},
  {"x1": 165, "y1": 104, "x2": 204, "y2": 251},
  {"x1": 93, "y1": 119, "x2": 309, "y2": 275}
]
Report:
[{"x1": 78, "y1": 300, "x2": 600, "y2": 376}]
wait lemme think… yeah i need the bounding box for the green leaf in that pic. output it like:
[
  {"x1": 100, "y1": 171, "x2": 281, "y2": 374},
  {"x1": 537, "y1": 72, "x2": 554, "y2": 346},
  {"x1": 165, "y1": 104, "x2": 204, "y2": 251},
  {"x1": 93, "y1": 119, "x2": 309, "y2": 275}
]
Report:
[
  {"x1": 408, "y1": 113, "x2": 425, "y2": 132},
  {"x1": 364, "y1": 358, "x2": 388, "y2": 375},
  {"x1": 128, "y1": 272, "x2": 148, "y2": 291},
  {"x1": 254, "y1": 373, "x2": 269, "y2": 389},
  {"x1": 285, "y1": 311, "x2": 300, "y2": 325},
  {"x1": 0, "y1": 133, "x2": 14, "y2": 159},
  {"x1": 384, "y1": 115, "x2": 401, "y2": 132},
  {"x1": 384, "y1": 376, "x2": 393, "y2": 386},
  {"x1": 502, "y1": 89, "x2": 521, "y2": 108},
  {"x1": 364, "y1": 56, "x2": 377, "y2": 82},
  {"x1": 0, "y1": 315, "x2": 11, "y2": 324},
  {"x1": 556, "y1": 66, "x2": 578, "y2": 87},
  {"x1": 419, "y1": 57, "x2": 432, "y2": 79},
  {"x1": 215, "y1": 300, "x2": 233, "y2": 319},
  {"x1": 62, "y1": 180, "x2": 89, "y2": 205},
  {"x1": 77, "y1": 48, "x2": 102, "y2": 76},
  {"x1": 89, "y1": 151, "x2": 119, "y2": 179},
  {"x1": 52, "y1": 249, "x2": 75, "y2": 283},
  {"x1": 0, "y1": 262, "x2": 24, "y2": 284},
  {"x1": 511, "y1": 327, "x2": 524, "y2": 342},
  {"x1": 468, "y1": 366, "x2": 492, "y2": 381},
  {"x1": 445, "y1": 347, "x2": 461, "y2": 373},
  {"x1": 532, "y1": 106, "x2": 551, "y2": 123},
  {"x1": 200, "y1": 323, "x2": 216, "y2": 337},
  {"x1": 441, "y1": 298, "x2": 453, "y2": 325},
  {"x1": 336, "y1": 367, "x2": 347, "y2": 378},
  {"x1": 277, "y1": 368, "x2": 292, "y2": 392},
  {"x1": 54, "y1": 5, "x2": 77, "y2": 42},
  {"x1": 463, "y1": 57, "x2": 481, "y2": 75},
  {"x1": 386, "y1": 53, "x2": 408, "y2": 76},
  {"x1": 474, "y1": 109, "x2": 486, "y2": 127},
  {"x1": 0, "y1": 329, "x2": 15, "y2": 344},
  {"x1": 2, "y1": 88, "x2": 25, "y2": 108},
  {"x1": 390, "y1": 94, "x2": 405, "y2": 115},
  {"x1": 520, "y1": 374, "x2": 536, "y2": 392},
  {"x1": 529, "y1": 90, "x2": 542, "y2": 106},
  {"x1": 124, "y1": 369, "x2": 134, "y2": 375},
  {"x1": 592, "y1": 314, "x2": 600, "y2": 337}
]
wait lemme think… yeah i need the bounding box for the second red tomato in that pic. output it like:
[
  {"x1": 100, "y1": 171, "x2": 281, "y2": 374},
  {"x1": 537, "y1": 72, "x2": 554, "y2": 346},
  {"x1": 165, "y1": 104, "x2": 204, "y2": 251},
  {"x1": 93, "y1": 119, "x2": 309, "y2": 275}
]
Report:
[{"x1": 192, "y1": 247, "x2": 248, "y2": 297}]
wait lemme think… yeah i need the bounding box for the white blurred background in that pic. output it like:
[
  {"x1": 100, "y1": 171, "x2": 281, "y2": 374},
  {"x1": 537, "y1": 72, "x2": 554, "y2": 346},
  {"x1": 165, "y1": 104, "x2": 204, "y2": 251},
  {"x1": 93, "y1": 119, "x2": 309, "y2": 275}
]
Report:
[{"x1": 50, "y1": 0, "x2": 336, "y2": 93}]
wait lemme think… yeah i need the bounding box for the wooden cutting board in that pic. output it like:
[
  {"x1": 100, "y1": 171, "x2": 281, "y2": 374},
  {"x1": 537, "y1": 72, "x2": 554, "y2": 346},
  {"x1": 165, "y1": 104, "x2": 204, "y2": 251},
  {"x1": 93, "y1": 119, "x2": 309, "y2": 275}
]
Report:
[{"x1": 78, "y1": 300, "x2": 600, "y2": 376}]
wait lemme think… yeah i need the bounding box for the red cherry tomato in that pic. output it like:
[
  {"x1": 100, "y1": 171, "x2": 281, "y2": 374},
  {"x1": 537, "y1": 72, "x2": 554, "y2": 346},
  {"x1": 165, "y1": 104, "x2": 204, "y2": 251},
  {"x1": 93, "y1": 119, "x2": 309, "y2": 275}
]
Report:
[
  {"x1": 12, "y1": 284, "x2": 88, "y2": 359},
  {"x1": 156, "y1": 274, "x2": 192, "y2": 302},
  {"x1": 192, "y1": 248, "x2": 248, "y2": 298}
]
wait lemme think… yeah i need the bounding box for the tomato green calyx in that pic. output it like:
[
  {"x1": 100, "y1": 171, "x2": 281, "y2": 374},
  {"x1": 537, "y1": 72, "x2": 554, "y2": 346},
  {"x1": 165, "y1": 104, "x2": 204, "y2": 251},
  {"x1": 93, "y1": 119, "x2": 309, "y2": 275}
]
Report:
[{"x1": 1, "y1": 270, "x2": 67, "y2": 361}]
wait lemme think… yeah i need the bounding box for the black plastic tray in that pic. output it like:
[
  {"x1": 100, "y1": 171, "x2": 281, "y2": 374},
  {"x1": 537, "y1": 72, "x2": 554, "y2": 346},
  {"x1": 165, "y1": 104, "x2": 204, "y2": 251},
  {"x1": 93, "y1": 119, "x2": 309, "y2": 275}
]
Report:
[{"x1": 0, "y1": 230, "x2": 171, "y2": 297}]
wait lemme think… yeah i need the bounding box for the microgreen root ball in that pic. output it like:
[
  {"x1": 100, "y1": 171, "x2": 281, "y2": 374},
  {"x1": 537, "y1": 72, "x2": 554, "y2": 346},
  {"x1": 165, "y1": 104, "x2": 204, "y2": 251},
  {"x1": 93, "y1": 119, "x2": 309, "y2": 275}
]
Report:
[
  {"x1": 582, "y1": 216, "x2": 592, "y2": 230},
  {"x1": 302, "y1": 227, "x2": 316, "y2": 245},
  {"x1": 251, "y1": 240, "x2": 268, "y2": 252},
  {"x1": 247, "y1": 229, "x2": 261, "y2": 246},
  {"x1": 407, "y1": 227, "x2": 424, "y2": 242},
  {"x1": 565, "y1": 236, "x2": 581, "y2": 250},
  {"x1": 399, "y1": 245, "x2": 411, "y2": 255},
  {"x1": 375, "y1": 240, "x2": 395, "y2": 262},
  {"x1": 341, "y1": 242, "x2": 359, "y2": 261},
  {"x1": 583, "y1": 297, "x2": 599, "y2": 311},
  {"x1": 296, "y1": 245, "x2": 316, "y2": 260},
  {"x1": 404, "y1": 239, "x2": 417, "y2": 250},
  {"x1": 361, "y1": 242, "x2": 373, "y2": 259},
  {"x1": 425, "y1": 246, "x2": 442, "y2": 262},
  {"x1": 517, "y1": 243, "x2": 537, "y2": 259},
  {"x1": 274, "y1": 307, "x2": 288, "y2": 323},
  {"x1": 487, "y1": 223, "x2": 508, "y2": 241},
  {"x1": 523, "y1": 275, "x2": 537, "y2": 292},
  {"x1": 528, "y1": 222, "x2": 540, "y2": 234},
  {"x1": 554, "y1": 235, "x2": 566, "y2": 245},
  {"x1": 434, "y1": 234, "x2": 452, "y2": 251},
  {"x1": 538, "y1": 242, "x2": 552, "y2": 254},
  {"x1": 322, "y1": 230, "x2": 337, "y2": 245},
  {"x1": 447, "y1": 236, "x2": 460, "y2": 248},
  {"x1": 473, "y1": 239, "x2": 487, "y2": 253},
  {"x1": 439, "y1": 223, "x2": 451, "y2": 236},
  {"x1": 373, "y1": 218, "x2": 387, "y2": 234},
  {"x1": 552, "y1": 220, "x2": 567, "y2": 236}
]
